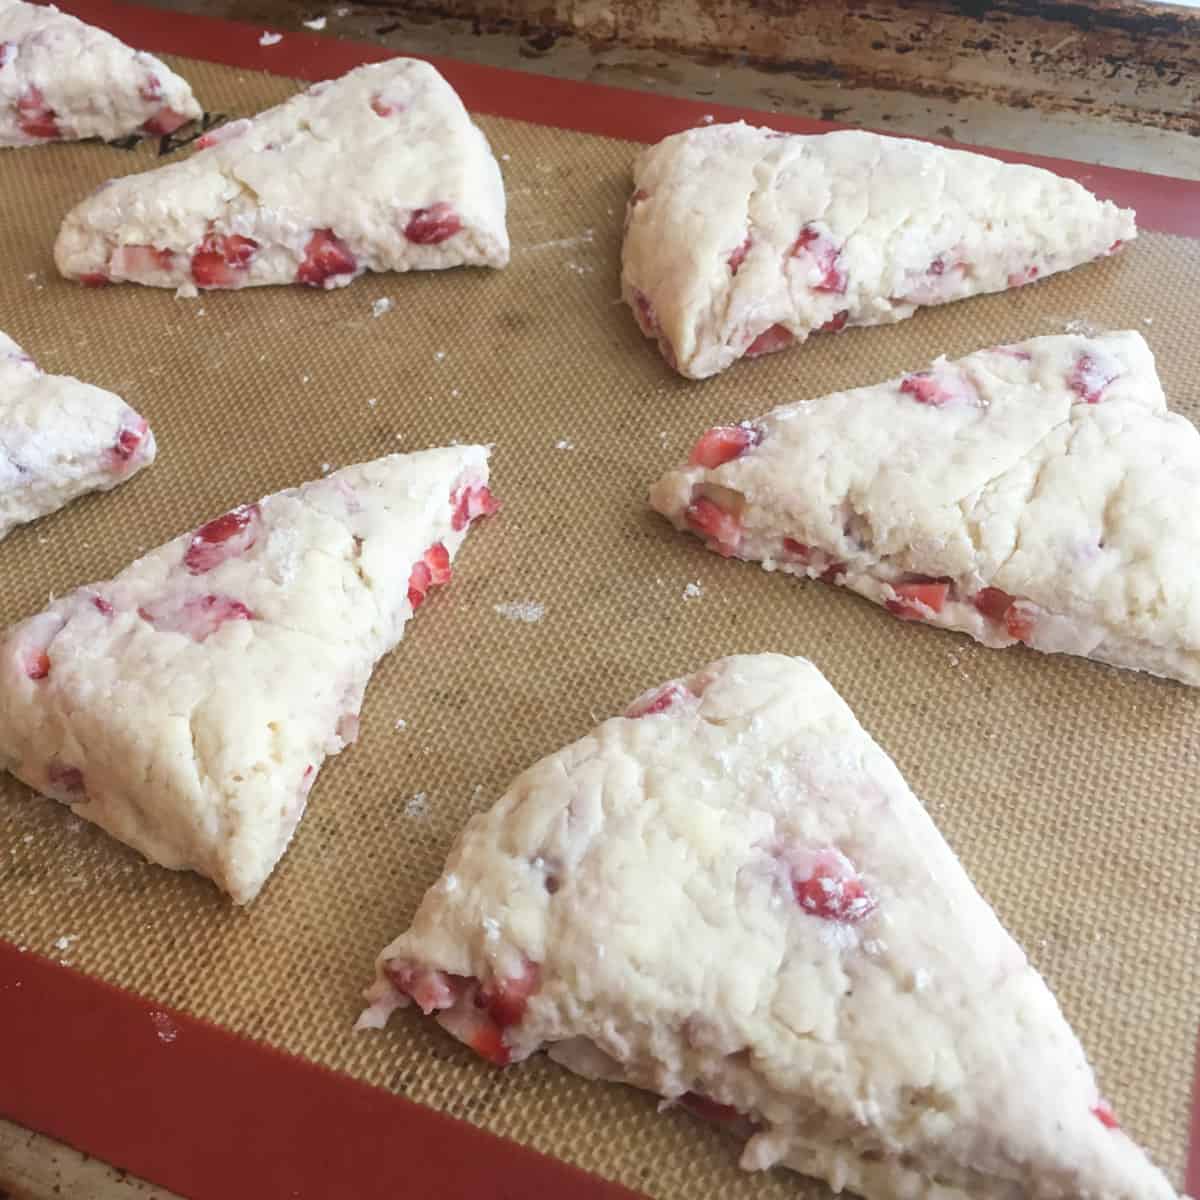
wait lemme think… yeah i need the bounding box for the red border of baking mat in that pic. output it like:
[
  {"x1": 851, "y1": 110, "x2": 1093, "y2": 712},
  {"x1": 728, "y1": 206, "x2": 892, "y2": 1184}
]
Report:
[
  {"x1": 1, "y1": 4, "x2": 1198, "y2": 1197},
  {"x1": 0, "y1": 945, "x2": 640, "y2": 1200}
]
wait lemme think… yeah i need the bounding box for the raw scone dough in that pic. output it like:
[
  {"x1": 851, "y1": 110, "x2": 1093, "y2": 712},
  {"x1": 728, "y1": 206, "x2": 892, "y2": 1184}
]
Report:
[
  {"x1": 0, "y1": 446, "x2": 499, "y2": 903},
  {"x1": 360, "y1": 654, "x2": 1181, "y2": 1200},
  {"x1": 0, "y1": 0, "x2": 200, "y2": 146},
  {"x1": 0, "y1": 330, "x2": 155, "y2": 540},
  {"x1": 623, "y1": 124, "x2": 1135, "y2": 379},
  {"x1": 54, "y1": 58, "x2": 509, "y2": 292},
  {"x1": 650, "y1": 331, "x2": 1200, "y2": 686}
]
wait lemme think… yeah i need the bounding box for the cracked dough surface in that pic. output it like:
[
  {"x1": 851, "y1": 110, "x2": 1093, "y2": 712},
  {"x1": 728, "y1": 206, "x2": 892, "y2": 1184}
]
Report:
[
  {"x1": 54, "y1": 57, "x2": 509, "y2": 291},
  {"x1": 650, "y1": 331, "x2": 1200, "y2": 686},
  {"x1": 0, "y1": 0, "x2": 200, "y2": 146},
  {"x1": 0, "y1": 445, "x2": 492, "y2": 903},
  {"x1": 622, "y1": 124, "x2": 1135, "y2": 379},
  {"x1": 361, "y1": 654, "x2": 1180, "y2": 1200},
  {"x1": 0, "y1": 329, "x2": 155, "y2": 540}
]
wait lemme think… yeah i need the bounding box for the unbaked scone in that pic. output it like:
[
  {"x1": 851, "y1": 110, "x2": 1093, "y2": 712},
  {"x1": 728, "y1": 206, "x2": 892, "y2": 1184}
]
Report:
[
  {"x1": 0, "y1": 446, "x2": 499, "y2": 903},
  {"x1": 54, "y1": 58, "x2": 509, "y2": 292},
  {"x1": 650, "y1": 331, "x2": 1200, "y2": 685},
  {"x1": 0, "y1": 0, "x2": 200, "y2": 146},
  {"x1": 360, "y1": 653, "x2": 1181, "y2": 1200},
  {"x1": 0, "y1": 330, "x2": 155, "y2": 540},
  {"x1": 623, "y1": 124, "x2": 1135, "y2": 378}
]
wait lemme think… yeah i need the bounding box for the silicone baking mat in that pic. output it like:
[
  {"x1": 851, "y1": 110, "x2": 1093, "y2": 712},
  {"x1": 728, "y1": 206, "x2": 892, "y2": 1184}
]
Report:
[{"x1": 1, "y1": 6, "x2": 1198, "y2": 1198}]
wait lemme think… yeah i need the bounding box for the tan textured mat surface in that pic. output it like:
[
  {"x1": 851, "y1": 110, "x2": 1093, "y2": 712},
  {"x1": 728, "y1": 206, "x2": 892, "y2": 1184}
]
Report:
[{"x1": 1, "y1": 54, "x2": 1198, "y2": 1198}]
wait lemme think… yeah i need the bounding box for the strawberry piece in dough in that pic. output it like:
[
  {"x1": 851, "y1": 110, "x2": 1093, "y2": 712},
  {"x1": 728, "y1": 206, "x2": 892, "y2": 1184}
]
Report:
[
  {"x1": 407, "y1": 544, "x2": 452, "y2": 610},
  {"x1": 685, "y1": 488, "x2": 743, "y2": 557},
  {"x1": 16, "y1": 86, "x2": 60, "y2": 139},
  {"x1": 80, "y1": 272, "x2": 110, "y2": 288},
  {"x1": 791, "y1": 847, "x2": 877, "y2": 923},
  {"x1": 184, "y1": 504, "x2": 261, "y2": 574},
  {"x1": 745, "y1": 323, "x2": 795, "y2": 358},
  {"x1": 688, "y1": 425, "x2": 761, "y2": 469},
  {"x1": 728, "y1": 235, "x2": 752, "y2": 275},
  {"x1": 110, "y1": 245, "x2": 174, "y2": 278},
  {"x1": 626, "y1": 681, "x2": 692, "y2": 719},
  {"x1": 190, "y1": 233, "x2": 259, "y2": 288},
  {"x1": 384, "y1": 961, "x2": 463, "y2": 1012},
  {"x1": 973, "y1": 588, "x2": 1036, "y2": 641},
  {"x1": 47, "y1": 762, "x2": 85, "y2": 795},
  {"x1": 24, "y1": 649, "x2": 50, "y2": 680},
  {"x1": 680, "y1": 1093, "x2": 742, "y2": 1124},
  {"x1": 404, "y1": 202, "x2": 462, "y2": 245},
  {"x1": 886, "y1": 579, "x2": 951, "y2": 620},
  {"x1": 782, "y1": 539, "x2": 846, "y2": 582},
  {"x1": 297, "y1": 229, "x2": 357, "y2": 287},
  {"x1": 142, "y1": 107, "x2": 191, "y2": 136},
  {"x1": 790, "y1": 225, "x2": 847, "y2": 294},
  {"x1": 1069, "y1": 352, "x2": 1122, "y2": 404},
  {"x1": 1092, "y1": 1102, "x2": 1120, "y2": 1131},
  {"x1": 480, "y1": 960, "x2": 541, "y2": 1029},
  {"x1": 107, "y1": 417, "x2": 149, "y2": 469},
  {"x1": 450, "y1": 483, "x2": 500, "y2": 532},
  {"x1": 820, "y1": 309, "x2": 849, "y2": 334},
  {"x1": 138, "y1": 594, "x2": 254, "y2": 642}
]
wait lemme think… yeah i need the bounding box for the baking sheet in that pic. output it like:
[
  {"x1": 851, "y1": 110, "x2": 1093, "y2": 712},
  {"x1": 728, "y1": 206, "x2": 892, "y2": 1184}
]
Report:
[{"x1": 1, "y1": 49, "x2": 1197, "y2": 1199}]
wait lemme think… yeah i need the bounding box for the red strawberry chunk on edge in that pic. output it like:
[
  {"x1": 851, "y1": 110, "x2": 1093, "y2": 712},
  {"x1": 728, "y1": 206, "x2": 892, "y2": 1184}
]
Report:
[
  {"x1": 745, "y1": 323, "x2": 795, "y2": 358},
  {"x1": 142, "y1": 107, "x2": 191, "y2": 136},
  {"x1": 184, "y1": 503, "x2": 261, "y2": 574},
  {"x1": 1091, "y1": 1102, "x2": 1120, "y2": 1131},
  {"x1": 684, "y1": 494, "x2": 743, "y2": 558},
  {"x1": 404, "y1": 202, "x2": 463, "y2": 245},
  {"x1": 450, "y1": 483, "x2": 500, "y2": 532},
  {"x1": 17, "y1": 86, "x2": 60, "y2": 140},
  {"x1": 885, "y1": 579, "x2": 951, "y2": 621},
  {"x1": 1068, "y1": 353, "x2": 1122, "y2": 404},
  {"x1": 688, "y1": 425, "x2": 761, "y2": 470},
  {"x1": 973, "y1": 587, "x2": 1036, "y2": 641},
  {"x1": 626, "y1": 680, "x2": 691, "y2": 719},
  {"x1": 899, "y1": 372, "x2": 957, "y2": 406},
  {"x1": 819, "y1": 309, "x2": 850, "y2": 334},
  {"x1": 191, "y1": 232, "x2": 259, "y2": 289},
  {"x1": 297, "y1": 228, "x2": 357, "y2": 288},
  {"x1": 24, "y1": 649, "x2": 50, "y2": 680},
  {"x1": 108, "y1": 417, "x2": 149, "y2": 468},
  {"x1": 728, "y1": 235, "x2": 752, "y2": 275},
  {"x1": 479, "y1": 960, "x2": 541, "y2": 1030},
  {"x1": 680, "y1": 1092, "x2": 741, "y2": 1123},
  {"x1": 47, "y1": 763, "x2": 85, "y2": 794},
  {"x1": 789, "y1": 224, "x2": 847, "y2": 294}
]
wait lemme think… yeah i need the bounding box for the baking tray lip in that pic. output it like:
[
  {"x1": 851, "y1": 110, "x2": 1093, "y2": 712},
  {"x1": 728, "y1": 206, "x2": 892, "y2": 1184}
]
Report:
[
  {"x1": 55, "y1": 0, "x2": 1200, "y2": 240},
  {"x1": 1, "y1": 5, "x2": 1198, "y2": 1199}
]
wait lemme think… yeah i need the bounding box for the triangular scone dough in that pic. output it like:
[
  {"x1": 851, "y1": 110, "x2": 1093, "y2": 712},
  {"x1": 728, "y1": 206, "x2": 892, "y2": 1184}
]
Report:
[
  {"x1": 0, "y1": 446, "x2": 499, "y2": 903},
  {"x1": 0, "y1": 0, "x2": 200, "y2": 146},
  {"x1": 54, "y1": 58, "x2": 509, "y2": 292},
  {"x1": 1, "y1": 331, "x2": 155, "y2": 540},
  {"x1": 360, "y1": 654, "x2": 1181, "y2": 1200},
  {"x1": 650, "y1": 331, "x2": 1200, "y2": 685},
  {"x1": 623, "y1": 124, "x2": 1135, "y2": 379}
]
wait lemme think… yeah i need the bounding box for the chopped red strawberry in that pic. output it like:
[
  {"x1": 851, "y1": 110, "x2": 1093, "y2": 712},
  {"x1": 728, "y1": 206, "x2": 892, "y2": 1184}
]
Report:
[
  {"x1": 886, "y1": 579, "x2": 951, "y2": 620},
  {"x1": 110, "y1": 245, "x2": 174, "y2": 278},
  {"x1": 789, "y1": 224, "x2": 847, "y2": 294},
  {"x1": 973, "y1": 587, "x2": 1015, "y2": 623},
  {"x1": 631, "y1": 288, "x2": 659, "y2": 337},
  {"x1": 407, "y1": 560, "x2": 433, "y2": 610},
  {"x1": 196, "y1": 118, "x2": 250, "y2": 150},
  {"x1": 370, "y1": 94, "x2": 406, "y2": 117},
  {"x1": 465, "y1": 1021, "x2": 511, "y2": 1067},
  {"x1": 679, "y1": 1092, "x2": 740, "y2": 1123},
  {"x1": 141, "y1": 107, "x2": 191, "y2": 136},
  {"x1": 91, "y1": 595, "x2": 114, "y2": 616},
  {"x1": 47, "y1": 763, "x2": 85, "y2": 794},
  {"x1": 1007, "y1": 264, "x2": 1039, "y2": 287},
  {"x1": 17, "y1": 86, "x2": 60, "y2": 140},
  {"x1": 480, "y1": 960, "x2": 541, "y2": 1029},
  {"x1": 782, "y1": 539, "x2": 844, "y2": 581},
  {"x1": 1107, "y1": 240, "x2": 1124, "y2": 254},
  {"x1": 727, "y1": 235, "x2": 752, "y2": 275},
  {"x1": 139, "y1": 594, "x2": 254, "y2": 642},
  {"x1": 783, "y1": 538, "x2": 811, "y2": 560},
  {"x1": 688, "y1": 425, "x2": 761, "y2": 469},
  {"x1": 1091, "y1": 1101, "x2": 1120, "y2": 1130},
  {"x1": 745, "y1": 323, "x2": 795, "y2": 358},
  {"x1": 1004, "y1": 604, "x2": 1036, "y2": 642},
  {"x1": 684, "y1": 491, "x2": 743, "y2": 558},
  {"x1": 450, "y1": 483, "x2": 500, "y2": 532},
  {"x1": 404, "y1": 202, "x2": 462, "y2": 245},
  {"x1": 819, "y1": 309, "x2": 849, "y2": 334},
  {"x1": 24, "y1": 649, "x2": 50, "y2": 680},
  {"x1": 296, "y1": 228, "x2": 357, "y2": 287},
  {"x1": 383, "y1": 961, "x2": 463, "y2": 1013},
  {"x1": 629, "y1": 188, "x2": 649, "y2": 208},
  {"x1": 1068, "y1": 352, "x2": 1122, "y2": 404},
  {"x1": 79, "y1": 272, "x2": 110, "y2": 288},
  {"x1": 792, "y1": 848, "x2": 876, "y2": 923},
  {"x1": 626, "y1": 681, "x2": 691, "y2": 719},
  {"x1": 107, "y1": 417, "x2": 149, "y2": 468},
  {"x1": 899, "y1": 372, "x2": 953, "y2": 406},
  {"x1": 184, "y1": 503, "x2": 261, "y2": 574},
  {"x1": 190, "y1": 232, "x2": 259, "y2": 289},
  {"x1": 139, "y1": 76, "x2": 163, "y2": 103},
  {"x1": 424, "y1": 542, "x2": 452, "y2": 586}
]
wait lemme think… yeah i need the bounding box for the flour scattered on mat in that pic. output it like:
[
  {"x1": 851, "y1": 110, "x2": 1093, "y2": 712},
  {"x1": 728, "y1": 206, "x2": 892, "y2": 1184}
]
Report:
[
  {"x1": 1063, "y1": 318, "x2": 1099, "y2": 337},
  {"x1": 405, "y1": 792, "x2": 428, "y2": 819},
  {"x1": 394, "y1": 717, "x2": 407, "y2": 732},
  {"x1": 150, "y1": 1011, "x2": 179, "y2": 1044},
  {"x1": 683, "y1": 581, "x2": 704, "y2": 600},
  {"x1": 433, "y1": 350, "x2": 446, "y2": 363},
  {"x1": 366, "y1": 397, "x2": 378, "y2": 408},
  {"x1": 554, "y1": 439, "x2": 574, "y2": 451},
  {"x1": 258, "y1": 30, "x2": 282, "y2": 46},
  {"x1": 493, "y1": 600, "x2": 545, "y2": 624},
  {"x1": 320, "y1": 462, "x2": 333, "y2": 475},
  {"x1": 371, "y1": 297, "x2": 393, "y2": 318},
  {"x1": 52, "y1": 934, "x2": 78, "y2": 953},
  {"x1": 302, "y1": 15, "x2": 327, "y2": 29}
]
